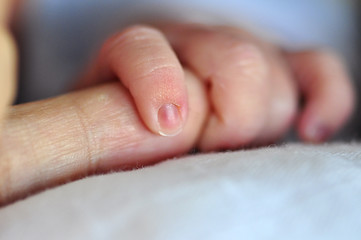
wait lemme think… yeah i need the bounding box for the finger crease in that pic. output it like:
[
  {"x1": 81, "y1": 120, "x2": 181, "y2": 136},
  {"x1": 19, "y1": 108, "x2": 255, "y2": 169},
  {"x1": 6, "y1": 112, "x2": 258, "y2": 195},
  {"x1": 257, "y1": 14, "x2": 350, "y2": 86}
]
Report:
[{"x1": 72, "y1": 102, "x2": 97, "y2": 175}]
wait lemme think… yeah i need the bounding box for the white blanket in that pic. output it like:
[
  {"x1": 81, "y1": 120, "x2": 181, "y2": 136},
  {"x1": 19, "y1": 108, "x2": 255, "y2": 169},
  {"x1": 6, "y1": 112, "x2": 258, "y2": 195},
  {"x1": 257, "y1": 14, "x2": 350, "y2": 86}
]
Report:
[{"x1": 1, "y1": 143, "x2": 361, "y2": 239}]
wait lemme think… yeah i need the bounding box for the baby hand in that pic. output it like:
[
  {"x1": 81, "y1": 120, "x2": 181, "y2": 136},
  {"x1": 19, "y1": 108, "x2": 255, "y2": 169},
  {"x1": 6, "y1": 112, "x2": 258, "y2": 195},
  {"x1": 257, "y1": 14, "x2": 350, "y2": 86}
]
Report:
[
  {"x1": 78, "y1": 23, "x2": 355, "y2": 151},
  {"x1": 159, "y1": 23, "x2": 355, "y2": 150}
]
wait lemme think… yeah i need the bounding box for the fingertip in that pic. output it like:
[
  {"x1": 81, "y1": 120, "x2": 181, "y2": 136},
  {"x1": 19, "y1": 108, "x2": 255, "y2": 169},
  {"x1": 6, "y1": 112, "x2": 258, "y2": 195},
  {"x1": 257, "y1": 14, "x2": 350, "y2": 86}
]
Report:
[
  {"x1": 104, "y1": 25, "x2": 189, "y2": 137},
  {"x1": 298, "y1": 99, "x2": 354, "y2": 143},
  {"x1": 139, "y1": 69, "x2": 188, "y2": 137},
  {"x1": 289, "y1": 49, "x2": 356, "y2": 143},
  {"x1": 298, "y1": 114, "x2": 333, "y2": 143},
  {"x1": 157, "y1": 103, "x2": 184, "y2": 136},
  {"x1": 304, "y1": 125, "x2": 332, "y2": 143}
]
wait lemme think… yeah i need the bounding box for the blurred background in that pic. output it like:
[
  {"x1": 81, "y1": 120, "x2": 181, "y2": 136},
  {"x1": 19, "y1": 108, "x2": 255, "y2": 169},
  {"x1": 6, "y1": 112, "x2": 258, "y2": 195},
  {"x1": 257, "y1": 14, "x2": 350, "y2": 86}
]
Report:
[{"x1": 13, "y1": 0, "x2": 361, "y2": 140}]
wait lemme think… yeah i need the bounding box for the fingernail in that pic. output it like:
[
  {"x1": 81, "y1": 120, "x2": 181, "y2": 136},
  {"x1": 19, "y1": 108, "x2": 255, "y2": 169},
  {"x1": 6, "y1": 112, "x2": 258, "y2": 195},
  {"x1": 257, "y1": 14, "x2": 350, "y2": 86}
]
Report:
[
  {"x1": 305, "y1": 124, "x2": 332, "y2": 143},
  {"x1": 157, "y1": 103, "x2": 183, "y2": 136}
]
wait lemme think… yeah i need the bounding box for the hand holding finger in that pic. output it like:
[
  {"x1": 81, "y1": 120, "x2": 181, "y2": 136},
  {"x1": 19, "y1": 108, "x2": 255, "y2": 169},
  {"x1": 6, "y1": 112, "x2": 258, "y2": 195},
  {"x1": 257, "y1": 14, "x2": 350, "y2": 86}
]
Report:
[
  {"x1": 77, "y1": 25, "x2": 188, "y2": 137},
  {"x1": 0, "y1": 69, "x2": 208, "y2": 206}
]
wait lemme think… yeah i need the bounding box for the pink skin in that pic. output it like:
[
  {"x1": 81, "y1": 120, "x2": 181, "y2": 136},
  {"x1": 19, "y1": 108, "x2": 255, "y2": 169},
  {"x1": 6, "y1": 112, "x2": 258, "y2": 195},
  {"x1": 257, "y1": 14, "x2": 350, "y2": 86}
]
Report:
[
  {"x1": 159, "y1": 24, "x2": 298, "y2": 150},
  {"x1": 286, "y1": 50, "x2": 355, "y2": 142},
  {"x1": 79, "y1": 23, "x2": 355, "y2": 150},
  {"x1": 158, "y1": 24, "x2": 355, "y2": 149},
  {"x1": 77, "y1": 25, "x2": 188, "y2": 137},
  {"x1": 0, "y1": 22, "x2": 355, "y2": 205}
]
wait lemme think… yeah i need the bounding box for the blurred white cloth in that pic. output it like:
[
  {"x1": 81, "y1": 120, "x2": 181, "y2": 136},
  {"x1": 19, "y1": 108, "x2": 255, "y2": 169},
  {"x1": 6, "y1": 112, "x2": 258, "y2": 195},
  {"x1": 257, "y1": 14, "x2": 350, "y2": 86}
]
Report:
[{"x1": 1, "y1": 143, "x2": 361, "y2": 239}]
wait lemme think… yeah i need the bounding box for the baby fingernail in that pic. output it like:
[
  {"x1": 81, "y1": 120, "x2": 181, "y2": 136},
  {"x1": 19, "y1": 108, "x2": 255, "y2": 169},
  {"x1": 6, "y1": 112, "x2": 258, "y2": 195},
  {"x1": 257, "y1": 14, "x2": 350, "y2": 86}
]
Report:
[
  {"x1": 305, "y1": 124, "x2": 332, "y2": 142},
  {"x1": 157, "y1": 103, "x2": 183, "y2": 136}
]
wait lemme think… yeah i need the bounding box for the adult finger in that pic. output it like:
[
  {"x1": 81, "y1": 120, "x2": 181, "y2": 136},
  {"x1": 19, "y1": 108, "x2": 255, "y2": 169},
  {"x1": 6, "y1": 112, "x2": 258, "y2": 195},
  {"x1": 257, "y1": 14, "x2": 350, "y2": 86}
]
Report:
[
  {"x1": 78, "y1": 25, "x2": 188, "y2": 137},
  {"x1": 286, "y1": 50, "x2": 355, "y2": 142},
  {"x1": 161, "y1": 24, "x2": 270, "y2": 151},
  {"x1": 0, "y1": 70, "x2": 208, "y2": 206}
]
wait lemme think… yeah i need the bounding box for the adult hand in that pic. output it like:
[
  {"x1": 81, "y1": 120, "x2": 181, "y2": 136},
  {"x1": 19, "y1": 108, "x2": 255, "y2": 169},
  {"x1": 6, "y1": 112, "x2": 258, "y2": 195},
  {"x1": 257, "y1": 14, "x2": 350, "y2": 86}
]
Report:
[{"x1": 0, "y1": 70, "x2": 208, "y2": 206}]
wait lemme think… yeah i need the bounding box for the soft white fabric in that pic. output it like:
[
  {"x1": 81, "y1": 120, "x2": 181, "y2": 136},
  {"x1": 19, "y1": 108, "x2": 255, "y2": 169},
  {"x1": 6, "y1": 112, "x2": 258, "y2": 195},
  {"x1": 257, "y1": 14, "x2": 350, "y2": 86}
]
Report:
[{"x1": 1, "y1": 143, "x2": 361, "y2": 239}]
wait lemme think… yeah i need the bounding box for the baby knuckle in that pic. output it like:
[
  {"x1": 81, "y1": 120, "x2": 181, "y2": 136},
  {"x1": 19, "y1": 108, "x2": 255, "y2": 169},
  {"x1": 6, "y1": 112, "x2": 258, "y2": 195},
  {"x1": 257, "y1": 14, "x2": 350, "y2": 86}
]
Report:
[
  {"x1": 103, "y1": 25, "x2": 163, "y2": 52},
  {"x1": 300, "y1": 49, "x2": 344, "y2": 71},
  {"x1": 224, "y1": 42, "x2": 266, "y2": 71},
  {"x1": 116, "y1": 25, "x2": 166, "y2": 49},
  {"x1": 136, "y1": 62, "x2": 183, "y2": 84},
  {"x1": 276, "y1": 97, "x2": 297, "y2": 128},
  {"x1": 228, "y1": 124, "x2": 262, "y2": 146},
  {"x1": 119, "y1": 25, "x2": 162, "y2": 41},
  {"x1": 224, "y1": 104, "x2": 266, "y2": 144},
  {"x1": 310, "y1": 49, "x2": 340, "y2": 62},
  {"x1": 239, "y1": 111, "x2": 265, "y2": 134}
]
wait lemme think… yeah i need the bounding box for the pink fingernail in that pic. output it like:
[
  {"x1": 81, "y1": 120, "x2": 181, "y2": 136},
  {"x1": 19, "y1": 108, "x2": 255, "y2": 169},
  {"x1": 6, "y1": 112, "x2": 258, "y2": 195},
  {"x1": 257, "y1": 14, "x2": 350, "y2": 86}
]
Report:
[
  {"x1": 305, "y1": 124, "x2": 332, "y2": 142},
  {"x1": 157, "y1": 103, "x2": 183, "y2": 136}
]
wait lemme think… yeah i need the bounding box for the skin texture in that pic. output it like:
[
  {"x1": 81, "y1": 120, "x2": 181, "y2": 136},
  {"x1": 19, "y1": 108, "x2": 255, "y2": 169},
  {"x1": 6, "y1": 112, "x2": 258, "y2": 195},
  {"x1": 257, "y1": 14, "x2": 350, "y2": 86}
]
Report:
[
  {"x1": 77, "y1": 25, "x2": 188, "y2": 137},
  {"x1": 0, "y1": 4, "x2": 356, "y2": 205},
  {"x1": 0, "y1": 70, "x2": 208, "y2": 205}
]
